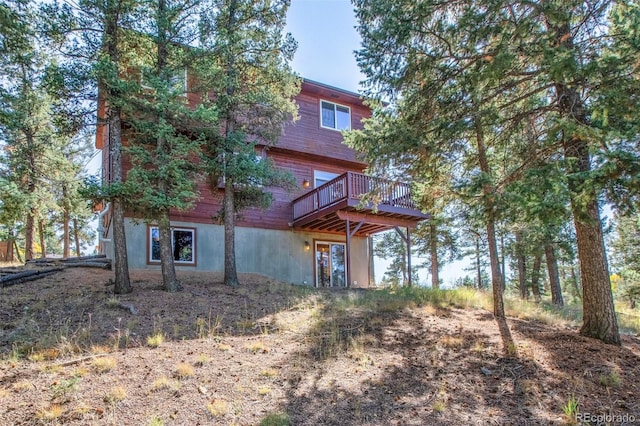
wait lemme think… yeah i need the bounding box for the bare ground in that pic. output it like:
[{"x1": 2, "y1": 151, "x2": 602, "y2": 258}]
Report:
[{"x1": 1, "y1": 267, "x2": 639, "y2": 425}]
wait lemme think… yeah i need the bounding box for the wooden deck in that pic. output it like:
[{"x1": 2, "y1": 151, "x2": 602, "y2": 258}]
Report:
[{"x1": 291, "y1": 172, "x2": 429, "y2": 236}]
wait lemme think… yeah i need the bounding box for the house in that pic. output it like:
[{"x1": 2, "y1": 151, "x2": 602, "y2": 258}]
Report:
[{"x1": 96, "y1": 78, "x2": 428, "y2": 287}]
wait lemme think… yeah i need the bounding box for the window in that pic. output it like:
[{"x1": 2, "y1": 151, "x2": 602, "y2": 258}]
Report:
[
  {"x1": 168, "y1": 67, "x2": 188, "y2": 94},
  {"x1": 141, "y1": 67, "x2": 187, "y2": 95},
  {"x1": 314, "y1": 170, "x2": 339, "y2": 188},
  {"x1": 149, "y1": 226, "x2": 195, "y2": 264},
  {"x1": 320, "y1": 100, "x2": 350, "y2": 130}
]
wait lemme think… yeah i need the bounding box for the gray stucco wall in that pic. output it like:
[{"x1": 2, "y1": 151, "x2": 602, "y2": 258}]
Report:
[{"x1": 120, "y1": 219, "x2": 370, "y2": 288}]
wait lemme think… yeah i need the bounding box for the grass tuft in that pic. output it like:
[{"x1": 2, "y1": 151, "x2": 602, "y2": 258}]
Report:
[
  {"x1": 151, "y1": 376, "x2": 180, "y2": 391},
  {"x1": 206, "y1": 399, "x2": 229, "y2": 417},
  {"x1": 103, "y1": 386, "x2": 127, "y2": 405},
  {"x1": 92, "y1": 356, "x2": 117, "y2": 373},
  {"x1": 175, "y1": 362, "x2": 195, "y2": 379},
  {"x1": 146, "y1": 332, "x2": 164, "y2": 348},
  {"x1": 36, "y1": 404, "x2": 65, "y2": 421},
  {"x1": 260, "y1": 368, "x2": 278, "y2": 378}
]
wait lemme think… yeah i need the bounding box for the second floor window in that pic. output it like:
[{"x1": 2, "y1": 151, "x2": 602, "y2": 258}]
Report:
[{"x1": 321, "y1": 100, "x2": 350, "y2": 131}]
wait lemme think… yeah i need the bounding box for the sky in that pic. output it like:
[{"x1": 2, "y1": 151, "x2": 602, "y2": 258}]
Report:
[{"x1": 285, "y1": 0, "x2": 364, "y2": 93}]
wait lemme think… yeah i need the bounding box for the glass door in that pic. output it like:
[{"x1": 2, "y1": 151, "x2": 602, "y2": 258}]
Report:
[{"x1": 315, "y1": 242, "x2": 346, "y2": 288}]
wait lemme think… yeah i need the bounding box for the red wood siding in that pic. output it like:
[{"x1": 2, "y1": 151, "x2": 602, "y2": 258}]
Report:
[
  {"x1": 98, "y1": 79, "x2": 372, "y2": 232},
  {"x1": 277, "y1": 82, "x2": 369, "y2": 164},
  {"x1": 170, "y1": 151, "x2": 365, "y2": 230}
]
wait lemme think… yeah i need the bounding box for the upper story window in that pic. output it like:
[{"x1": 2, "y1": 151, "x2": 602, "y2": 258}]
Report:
[
  {"x1": 314, "y1": 170, "x2": 339, "y2": 188},
  {"x1": 320, "y1": 100, "x2": 351, "y2": 131},
  {"x1": 141, "y1": 67, "x2": 187, "y2": 95}
]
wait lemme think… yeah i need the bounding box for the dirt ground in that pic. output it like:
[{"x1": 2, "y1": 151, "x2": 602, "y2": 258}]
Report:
[{"x1": 1, "y1": 267, "x2": 639, "y2": 425}]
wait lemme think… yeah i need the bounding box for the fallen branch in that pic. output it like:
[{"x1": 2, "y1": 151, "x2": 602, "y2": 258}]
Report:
[
  {"x1": 0, "y1": 267, "x2": 65, "y2": 287},
  {"x1": 62, "y1": 254, "x2": 107, "y2": 262},
  {"x1": 64, "y1": 261, "x2": 112, "y2": 269},
  {"x1": 55, "y1": 353, "x2": 110, "y2": 367}
]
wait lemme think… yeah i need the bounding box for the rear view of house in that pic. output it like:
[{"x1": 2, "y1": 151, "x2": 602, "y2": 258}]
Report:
[{"x1": 96, "y1": 79, "x2": 428, "y2": 287}]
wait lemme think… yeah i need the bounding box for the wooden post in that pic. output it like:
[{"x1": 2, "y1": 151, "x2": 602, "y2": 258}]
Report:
[
  {"x1": 345, "y1": 219, "x2": 351, "y2": 288},
  {"x1": 407, "y1": 227, "x2": 412, "y2": 287}
]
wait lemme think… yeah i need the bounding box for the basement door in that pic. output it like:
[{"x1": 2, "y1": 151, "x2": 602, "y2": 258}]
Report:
[{"x1": 315, "y1": 242, "x2": 347, "y2": 288}]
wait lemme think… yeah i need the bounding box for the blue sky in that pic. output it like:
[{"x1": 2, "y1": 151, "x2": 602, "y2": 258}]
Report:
[{"x1": 286, "y1": 0, "x2": 364, "y2": 93}]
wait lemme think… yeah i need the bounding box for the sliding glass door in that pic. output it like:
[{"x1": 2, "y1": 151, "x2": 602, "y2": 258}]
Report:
[{"x1": 315, "y1": 241, "x2": 346, "y2": 288}]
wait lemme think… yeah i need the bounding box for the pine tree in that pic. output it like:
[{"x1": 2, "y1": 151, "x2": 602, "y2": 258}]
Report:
[
  {"x1": 198, "y1": 0, "x2": 299, "y2": 286},
  {"x1": 352, "y1": 0, "x2": 640, "y2": 344},
  {"x1": 41, "y1": 0, "x2": 140, "y2": 293},
  {"x1": 123, "y1": 0, "x2": 214, "y2": 292}
]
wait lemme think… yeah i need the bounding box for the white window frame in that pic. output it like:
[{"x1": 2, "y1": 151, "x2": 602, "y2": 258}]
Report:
[
  {"x1": 148, "y1": 226, "x2": 195, "y2": 265},
  {"x1": 314, "y1": 170, "x2": 339, "y2": 188},
  {"x1": 320, "y1": 100, "x2": 351, "y2": 131},
  {"x1": 141, "y1": 67, "x2": 187, "y2": 95},
  {"x1": 169, "y1": 67, "x2": 188, "y2": 95}
]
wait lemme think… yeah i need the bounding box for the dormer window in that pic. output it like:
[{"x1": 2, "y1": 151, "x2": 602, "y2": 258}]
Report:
[{"x1": 320, "y1": 100, "x2": 350, "y2": 131}]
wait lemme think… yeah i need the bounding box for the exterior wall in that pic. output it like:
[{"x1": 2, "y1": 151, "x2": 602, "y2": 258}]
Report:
[
  {"x1": 123, "y1": 219, "x2": 370, "y2": 288},
  {"x1": 170, "y1": 151, "x2": 365, "y2": 230}
]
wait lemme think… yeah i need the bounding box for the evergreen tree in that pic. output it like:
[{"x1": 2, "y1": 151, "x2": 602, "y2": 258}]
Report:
[
  {"x1": 352, "y1": 0, "x2": 640, "y2": 344},
  {"x1": 41, "y1": 0, "x2": 140, "y2": 293},
  {"x1": 123, "y1": 0, "x2": 214, "y2": 292},
  {"x1": 198, "y1": 0, "x2": 299, "y2": 286}
]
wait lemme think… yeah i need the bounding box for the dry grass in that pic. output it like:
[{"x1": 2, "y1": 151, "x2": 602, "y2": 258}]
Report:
[
  {"x1": 206, "y1": 399, "x2": 229, "y2": 417},
  {"x1": 146, "y1": 333, "x2": 165, "y2": 348},
  {"x1": 260, "y1": 368, "x2": 279, "y2": 378},
  {"x1": 2, "y1": 268, "x2": 640, "y2": 426},
  {"x1": 36, "y1": 404, "x2": 65, "y2": 422},
  {"x1": 103, "y1": 386, "x2": 127, "y2": 405},
  {"x1": 439, "y1": 335, "x2": 464, "y2": 349},
  {"x1": 257, "y1": 386, "x2": 271, "y2": 395},
  {"x1": 174, "y1": 363, "x2": 195, "y2": 379},
  {"x1": 92, "y1": 356, "x2": 117, "y2": 373},
  {"x1": 151, "y1": 376, "x2": 180, "y2": 392},
  {"x1": 245, "y1": 341, "x2": 266, "y2": 353},
  {"x1": 195, "y1": 354, "x2": 212, "y2": 366}
]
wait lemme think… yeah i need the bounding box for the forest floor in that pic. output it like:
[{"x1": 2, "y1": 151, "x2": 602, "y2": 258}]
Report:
[{"x1": 1, "y1": 267, "x2": 639, "y2": 425}]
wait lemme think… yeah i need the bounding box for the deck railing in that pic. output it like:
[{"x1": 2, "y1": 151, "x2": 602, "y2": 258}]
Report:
[{"x1": 292, "y1": 172, "x2": 417, "y2": 221}]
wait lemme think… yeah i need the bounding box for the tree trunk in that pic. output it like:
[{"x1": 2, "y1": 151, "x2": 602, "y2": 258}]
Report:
[
  {"x1": 475, "y1": 236, "x2": 482, "y2": 290},
  {"x1": 515, "y1": 231, "x2": 528, "y2": 299},
  {"x1": 551, "y1": 19, "x2": 619, "y2": 345},
  {"x1": 104, "y1": 7, "x2": 132, "y2": 295},
  {"x1": 531, "y1": 254, "x2": 542, "y2": 302},
  {"x1": 430, "y1": 222, "x2": 439, "y2": 289},
  {"x1": 38, "y1": 220, "x2": 46, "y2": 258},
  {"x1": 223, "y1": 180, "x2": 239, "y2": 287},
  {"x1": 5, "y1": 231, "x2": 12, "y2": 261},
  {"x1": 24, "y1": 133, "x2": 36, "y2": 261},
  {"x1": 545, "y1": 240, "x2": 564, "y2": 307},
  {"x1": 25, "y1": 212, "x2": 35, "y2": 261},
  {"x1": 109, "y1": 108, "x2": 132, "y2": 294},
  {"x1": 500, "y1": 232, "x2": 506, "y2": 292},
  {"x1": 474, "y1": 115, "x2": 504, "y2": 318},
  {"x1": 73, "y1": 218, "x2": 81, "y2": 257},
  {"x1": 63, "y1": 189, "x2": 70, "y2": 258},
  {"x1": 158, "y1": 211, "x2": 182, "y2": 292}
]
